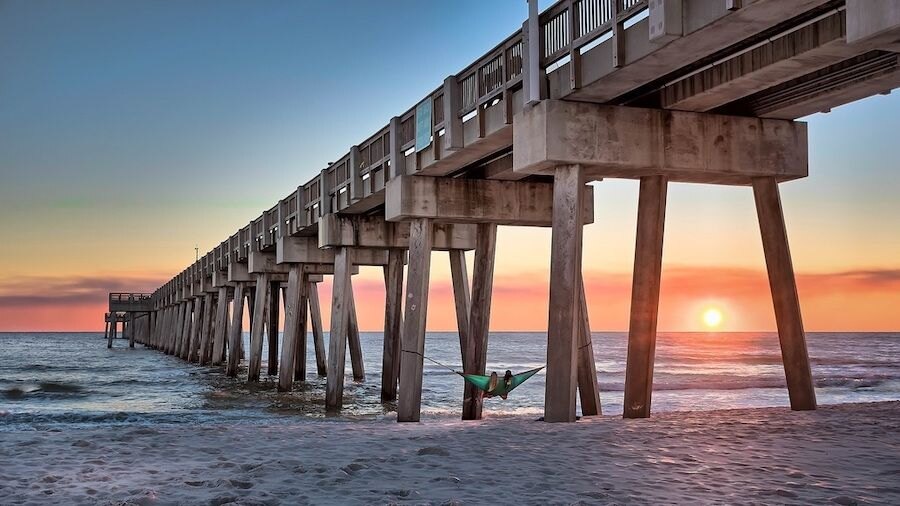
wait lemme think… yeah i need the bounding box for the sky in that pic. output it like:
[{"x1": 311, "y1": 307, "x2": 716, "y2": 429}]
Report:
[{"x1": 0, "y1": 0, "x2": 898, "y2": 332}]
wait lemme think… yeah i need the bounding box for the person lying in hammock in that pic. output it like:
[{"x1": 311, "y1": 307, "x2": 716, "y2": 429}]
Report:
[{"x1": 484, "y1": 370, "x2": 515, "y2": 400}]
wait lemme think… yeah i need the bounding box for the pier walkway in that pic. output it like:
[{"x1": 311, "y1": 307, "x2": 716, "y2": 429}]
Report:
[{"x1": 109, "y1": 0, "x2": 900, "y2": 422}]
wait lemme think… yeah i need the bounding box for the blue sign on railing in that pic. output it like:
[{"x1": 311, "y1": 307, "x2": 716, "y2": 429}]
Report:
[{"x1": 415, "y1": 99, "x2": 432, "y2": 153}]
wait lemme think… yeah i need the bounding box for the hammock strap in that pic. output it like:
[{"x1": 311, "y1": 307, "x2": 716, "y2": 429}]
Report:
[{"x1": 403, "y1": 349, "x2": 464, "y2": 376}]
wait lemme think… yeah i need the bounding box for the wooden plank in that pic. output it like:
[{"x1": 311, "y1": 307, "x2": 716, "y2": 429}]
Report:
[
  {"x1": 308, "y1": 282, "x2": 327, "y2": 376},
  {"x1": 381, "y1": 249, "x2": 404, "y2": 401},
  {"x1": 277, "y1": 265, "x2": 303, "y2": 392},
  {"x1": 545, "y1": 165, "x2": 584, "y2": 422},
  {"x1": 752, "y1": 177, "x2": 816, "y2": 411},
  {"x1": 623, "y1": 175, "x2": 668, "y2": 418},
  {"x1": 577, "y1": 279, "x2": 602, "y2": 416},
  {"x1": 248, "y1": 274, "x2": 270, "y2": 382},
  {"x1": 212, "y1": 287, "x2": 229, "y2": 365},
  {"x1": 226, "y1": 282, "x2": 246, "y2": 377},
  {"x1": 267, "y1": 280, "x2": 280, "y2": 375},
  {"x1": 398, "y1": 218, "x2": 434, "y2": 422},
  {"x1": 325, "y1": 248, "x2": 354, "y2": 410},
  {"x1": 347, "y1": 285, "x2": 365, "y2": 381},
  {"x1": 462, "y1": 223, "x2": 497, "y2": 420}
]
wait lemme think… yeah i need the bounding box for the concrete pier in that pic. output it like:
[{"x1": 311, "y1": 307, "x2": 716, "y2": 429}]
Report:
[{"x1": 108, "y1": 0, "x2": 900, "y2": 422}]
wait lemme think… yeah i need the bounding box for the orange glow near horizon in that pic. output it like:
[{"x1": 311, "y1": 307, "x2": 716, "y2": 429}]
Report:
[{"x1": 1, "y1": 264, "x2": 899, "y2": 332}]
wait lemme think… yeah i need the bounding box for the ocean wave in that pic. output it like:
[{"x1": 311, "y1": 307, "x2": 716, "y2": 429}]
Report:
[{"x1": 2, "y1": 382, "x2": 85, "y2": 400}]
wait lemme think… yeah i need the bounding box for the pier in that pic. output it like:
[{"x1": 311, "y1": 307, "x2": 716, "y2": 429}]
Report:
[{"x1": 109, "y1": 0, "x2": 900, "y2": 422}]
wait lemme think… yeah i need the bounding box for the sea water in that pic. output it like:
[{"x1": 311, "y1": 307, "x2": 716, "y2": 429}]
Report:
[{"x1": 1, "y1": 332, "x2": 898, "y2": 431}]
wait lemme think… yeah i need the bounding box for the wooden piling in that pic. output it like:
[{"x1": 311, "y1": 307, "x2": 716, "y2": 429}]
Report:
[
  {"x1": 267, "y1": 280, "x2": 281, "y2": 375},
  {"x1": 226, "y1": 282, "x2": 246, "y2": 377},
  {"x1": 128, "y1": 312, "x2": 136, "y2": 348},
  {"x1": 623, "y1": 175, "x2": 668, "y2": 419},
  {"x1": 347, "y1": 287, "x2": 365, "y2": 381},
  {"x1": 462, "y1": 223, "x2": 497, "y2": 420},
  {"x1": 198, "y1": 294, "x2": 213, "y2": 364},
  {"x1": 248, "y1": 274, "x2": 270, "y2": 382},
  {"x1": 212, "y1": 287, "x2": 229, "y2": 365},
  {"x1": 449, "y1": 251, "x2": 471, "y2": 366},
  {"x1": 577, "y1": 280, "x2": 602, "y2": 416},
  {"x1": 398, "y1": 218, "x2": 433, "y2": 422},
  {"x1": 277, "y1": 265, "x2": 303, "y2": 391},
  {"x1": 326, "y1": 248, "x2": 354, "y2": 410},
  {"x1": 308, "y1": 282, "x2": 327, "y2": 376},
  {"x1": 180, "y1": 300, "x2": 193, "y2": 360},
  {"x1": 188, "y1": 299, "x2": 202, "y2": 362},
  {"x1": 752, "y1": 177, "x2": 817, "y2": 411},
  {"x1": 107, "y1": 315, "x2": 116, "y2": 348},
  {"x1": 545, "y1": 165, "x2": 583, "y2": 423},
  {"x1": 381, "y1": 249, "x2": 404, "y2": 401},
  {"x1": 293, "y1": 278, "x2": 310, "y2": 381}
]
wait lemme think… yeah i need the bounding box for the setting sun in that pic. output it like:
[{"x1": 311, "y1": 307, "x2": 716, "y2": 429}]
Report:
[{"x1": 703, "y1": 308, "x2": 724, "y2": 328}]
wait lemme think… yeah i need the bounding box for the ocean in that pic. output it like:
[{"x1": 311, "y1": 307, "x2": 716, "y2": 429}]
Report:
[{"x1": 1, "y1": 331, "x2": 898, "y2": 431}]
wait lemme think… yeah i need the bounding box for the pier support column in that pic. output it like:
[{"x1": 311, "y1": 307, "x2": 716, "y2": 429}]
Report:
[
  {"x1": 462, "y1": 223, "x2": 497, "y2": 421},
  {"x1": 212, "y1": 287, "x2": 229, "y2": 365},
  {"x1": 198, "y1": 295, "x2": 212, "y2": 364},
  {"x1": 752, "y1": 177, "x2": 816, "y2": 411},
  {"x1": 226, "y1": 282, "x2": 246, "y2": 377},
  {"x1": 267, "y1": 280, "x2": 281, "y2": 376},
  {"x1": 149, "y1": 312, "x2": 156, "y2": 349},
  {"x1": 180, "y1": 300, "x2": 194, "y2": 360},
  {"x1": 108, "y1": 315, "x2": 116, "y2": 348},
  {"x1": 169, "y1": 304, "x2": 182, "y2": 355},
  {"x1": 326, "y1": 248, "x2": 354, "y2": 411},
  {"x1": 248, "y1": 274, "x2": 270, "y2": 382},
  {"x1": 398, "y1": 218, "x2": 433, "y2": 422},
  {"x1": 106, "y1": 315, "x2": 112, "y2": 348},
  {"x1": 624, "y1": 175, "x2": 668, "y2": 419},
  {"x1": 309, "y1": 281, "x2": 327, "y2": 376},
  {"x1": 450, "y1": 250, "x2": 470, "y2": 367},
  {"x1": 278, "y1": 265, "x2": 304, "y2": 391},
  {"x1": 545, "y1": 165, "x2": 584, "y2": 423},
  {"x1": 128, "y1": 312, "x2": 136, "y2": 348},
  {"x1": 347, "y1": 286, "x2": 365, "y2": 381},
  {"x1": 577, "y1": 279, "x2": 602, "y2": 416},
  {"x1": 189, "y1": 299, "x2": 202, "y2": 362},
  {"x1": 381, "y1": 249, "x2": 404, "y2": 401},
  {"x1": 293, "y1": 277, "x2": 309, "y2": 381}
]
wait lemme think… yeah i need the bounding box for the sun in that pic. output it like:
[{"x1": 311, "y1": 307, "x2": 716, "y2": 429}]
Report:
[{"x1": 702, "y1": 308, "x2": 723, "y2": 328}]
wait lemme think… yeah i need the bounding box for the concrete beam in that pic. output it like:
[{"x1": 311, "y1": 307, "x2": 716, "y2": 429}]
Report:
[
  {"x1": 513, "y1": 100, "x2": 807, "y2": 185},
  {"x1": 276, "y1": 236, "x2": 390, "y2": 266},
  {"x1": 318, "y1": 213, "x2": 477, "y2": 250},
  {"x1": 847, "y1": 0, "x2": 900, "y2": 49},
  {"x1": 385, "y1": 175, "x2": 594, "y2": 227},
  {"x1": 248, "y1": 251, "x2": 289, "y2": 274}
]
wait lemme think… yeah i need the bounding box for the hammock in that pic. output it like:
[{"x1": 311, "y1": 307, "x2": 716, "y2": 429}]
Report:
[
  {"x1": 460, "y1": 368, "x2": 544, "y2": 398},
  {"x1": 416, "y1": 352, "x2": 543, "y2": 399}
]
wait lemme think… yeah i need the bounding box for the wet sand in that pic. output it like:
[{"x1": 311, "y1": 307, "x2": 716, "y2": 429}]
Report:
[{"x1": 1, "y1": 401, "x2": 898, "y2": 505}]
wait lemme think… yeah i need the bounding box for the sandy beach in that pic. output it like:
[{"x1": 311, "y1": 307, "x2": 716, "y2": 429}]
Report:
[{"x1": 1, "y1": 401, "x2": 897, "y2": 505}]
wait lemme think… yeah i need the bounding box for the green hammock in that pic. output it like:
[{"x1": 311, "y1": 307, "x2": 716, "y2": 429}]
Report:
[
  {"x1": 459, "y1": 367, "x2": 544, "y2": 398},
  {"x1": 416, "y1": 352, "x2": 543, "y2": 399}
]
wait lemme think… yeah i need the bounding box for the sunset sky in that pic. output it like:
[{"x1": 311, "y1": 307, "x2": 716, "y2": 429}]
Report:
[{"x1": 1, "y1": 0, "x2": 898, "y2": 332}]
